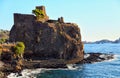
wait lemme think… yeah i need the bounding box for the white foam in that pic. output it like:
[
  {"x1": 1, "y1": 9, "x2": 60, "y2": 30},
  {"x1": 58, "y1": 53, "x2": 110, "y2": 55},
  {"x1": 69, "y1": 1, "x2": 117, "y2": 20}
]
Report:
[
  {"x1": 91, "y1": 54, "x2": 119, "y2": 64},
  {"x1": 67, "y1": 64, "x2": 76, "y2": 70},
  {"x1": 7, "y1": 68, "x2": 44, "y2": 78},
  {"x1": 8, "y1": 66, "x2": 79, "y2": 78},
  {"x1": 66, "y1": 64, "x2": 83, "y2": 70},
  {"x1": 7, "y1": 68, "x2": 74, "y2": 78},
  {"x1": 108, "y1": 55, "x2": 119, "y2": 61},
  {"x1": 99, "y1": 54, "x2": 106, "y2": 58},
  {"x1": 7, "y1": 54, "x2": 119, "y2": 78},
  {"x1": 102, "y1": 54, "x2": 119, "y2": 62},
  {"x1": 84, "y1": 54, "x2": 90, "y2": 59}
]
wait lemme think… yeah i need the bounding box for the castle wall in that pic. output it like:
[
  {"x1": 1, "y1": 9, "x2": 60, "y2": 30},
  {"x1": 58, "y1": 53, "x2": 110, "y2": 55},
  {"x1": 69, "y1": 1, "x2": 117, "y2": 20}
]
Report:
[{"x1": 14, "y1": 13, "x2": 35, "y2": 25}]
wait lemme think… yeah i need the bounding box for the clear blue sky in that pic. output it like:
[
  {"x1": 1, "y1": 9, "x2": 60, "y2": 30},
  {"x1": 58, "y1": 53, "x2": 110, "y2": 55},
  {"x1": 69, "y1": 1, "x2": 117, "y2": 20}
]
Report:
[{"x1": 0, "y1": 0, "x2": 120, "y2": 41}]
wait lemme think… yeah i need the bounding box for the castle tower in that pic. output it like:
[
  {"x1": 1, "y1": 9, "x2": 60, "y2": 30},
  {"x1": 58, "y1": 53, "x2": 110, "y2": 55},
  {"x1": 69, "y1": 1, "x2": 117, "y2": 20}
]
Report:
[{"x1": 35, "y1": 6, "x2": 49, "y2": 22}]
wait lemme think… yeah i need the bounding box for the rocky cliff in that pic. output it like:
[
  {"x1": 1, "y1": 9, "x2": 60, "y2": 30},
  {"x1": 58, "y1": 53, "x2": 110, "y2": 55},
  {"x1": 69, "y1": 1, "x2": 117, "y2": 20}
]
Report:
[
  {"x1": 0, "y1": 29, "x2": 9, "y2": 39},
  {"x1": 9, "y1": 6, "x2": 84, "y2": 62}
]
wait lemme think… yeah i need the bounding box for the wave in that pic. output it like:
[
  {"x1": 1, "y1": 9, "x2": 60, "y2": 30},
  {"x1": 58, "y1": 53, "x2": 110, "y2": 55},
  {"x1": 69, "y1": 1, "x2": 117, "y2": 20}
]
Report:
[
  {"x1": 7, "y1": 68, "x2": 45, "y2": 78},
  {"x1": 107, "y1": 54, "x2": 119, "y2": 61},
  {"x1": 66, "y1": 64, "x2": 78, "y2": 70},
  {"x1": 7, "y1": 67, "x2": 76, "y2": 78},
  {"x1": 7, "y1": 54, "x2": 119, "y2": 78},
  {"x1": 66, "y1": 64, "x2": 83, "y2": 70},
  {"x1": 99, "y1": 54, "x2": 120, "y2": 63},
  {"x1": 7, "y1": 64, "x2": 84, "y2": 78},
  {"x1": 84, "y1": 54, "x2": 90, "y2": 59}
]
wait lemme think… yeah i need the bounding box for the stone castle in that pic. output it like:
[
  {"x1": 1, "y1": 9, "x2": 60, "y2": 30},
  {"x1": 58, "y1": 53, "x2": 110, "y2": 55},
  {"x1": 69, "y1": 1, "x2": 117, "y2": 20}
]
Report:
[
  {"x1": 10, "y1": 6, "x2": 84, "y2": 62},
  {"x1": 14, "y1": 6, "x2": 63, "y2": 24}
]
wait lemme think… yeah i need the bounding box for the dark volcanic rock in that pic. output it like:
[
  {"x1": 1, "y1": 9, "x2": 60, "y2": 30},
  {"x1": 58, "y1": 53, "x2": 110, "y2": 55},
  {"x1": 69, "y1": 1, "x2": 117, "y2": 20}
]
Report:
[
  {"x1": 9, "y1": 6, "x2": 84, "y2": 62},
  {"x1": 1, "y1": 52, "x2": 13, "y2": 62},
  {"x1": 83, "y1": 53, "x2": 114, "y2": 63}
]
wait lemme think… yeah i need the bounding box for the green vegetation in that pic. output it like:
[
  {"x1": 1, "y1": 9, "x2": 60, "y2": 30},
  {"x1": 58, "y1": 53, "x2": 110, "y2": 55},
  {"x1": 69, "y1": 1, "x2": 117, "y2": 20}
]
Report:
[
  {"x1": 32, "y1": 8, "x2": 45, "y2": 21},
  {"x1": 0, "y1": 29, "x2": 9, "y2": 42},
  {"x1": 0, "y1": 38, "x2": 7, "y2": 44},
  {"x1": 13, "y1": 42, "x2": 25, "y2": 58}
]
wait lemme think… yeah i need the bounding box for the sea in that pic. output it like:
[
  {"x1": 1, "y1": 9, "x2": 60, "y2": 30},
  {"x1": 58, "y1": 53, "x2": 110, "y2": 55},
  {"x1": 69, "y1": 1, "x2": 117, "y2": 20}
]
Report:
[{"x1": 7, "y1": 43, "x2": 120, "y2": 78}]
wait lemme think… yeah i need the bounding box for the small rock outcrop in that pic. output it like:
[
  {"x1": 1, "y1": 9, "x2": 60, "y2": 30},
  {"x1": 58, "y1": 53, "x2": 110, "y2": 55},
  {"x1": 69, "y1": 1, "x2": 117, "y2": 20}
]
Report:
[{"x1": 9, "y1": 6, "x2": 84, "y2": 63}]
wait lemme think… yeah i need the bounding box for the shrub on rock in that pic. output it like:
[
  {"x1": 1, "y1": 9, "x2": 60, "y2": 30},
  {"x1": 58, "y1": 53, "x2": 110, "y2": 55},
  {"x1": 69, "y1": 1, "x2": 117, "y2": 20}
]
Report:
[{"x1": 13, "y1": 42, "x2": 25, "y2": 58}]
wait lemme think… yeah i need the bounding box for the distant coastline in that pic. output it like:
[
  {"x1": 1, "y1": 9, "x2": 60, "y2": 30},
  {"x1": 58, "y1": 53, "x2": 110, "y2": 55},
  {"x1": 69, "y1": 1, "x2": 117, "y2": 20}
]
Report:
[{"x1": 83, "y1": 38, "x2": 120, "y2": 44}]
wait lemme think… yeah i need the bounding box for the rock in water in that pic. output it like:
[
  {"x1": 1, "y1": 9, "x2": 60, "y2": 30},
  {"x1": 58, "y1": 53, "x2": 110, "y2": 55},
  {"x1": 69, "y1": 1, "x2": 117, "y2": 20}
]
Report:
[{"x1": 9, "y1": 6, "x2": 84, "y2": 62}]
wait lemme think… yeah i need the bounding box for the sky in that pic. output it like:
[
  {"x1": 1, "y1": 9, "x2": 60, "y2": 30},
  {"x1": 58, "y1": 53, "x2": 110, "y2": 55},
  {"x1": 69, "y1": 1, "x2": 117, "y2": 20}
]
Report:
[{"x1": 0, "y1": 0, "x2": 120, "y2": 41}]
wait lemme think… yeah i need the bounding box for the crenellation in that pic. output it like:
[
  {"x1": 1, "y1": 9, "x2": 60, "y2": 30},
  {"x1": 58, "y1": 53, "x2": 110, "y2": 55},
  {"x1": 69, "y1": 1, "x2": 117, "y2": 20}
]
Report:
[
  {"x1": 13, "y1": 6, "x2": 66, "y2": 26},
  {"x1": 58, "y1": 17, "x2": 64, "y2": 23},
  {"x1": 14, "y1": 13, "x2": 35, "y2": 25}
]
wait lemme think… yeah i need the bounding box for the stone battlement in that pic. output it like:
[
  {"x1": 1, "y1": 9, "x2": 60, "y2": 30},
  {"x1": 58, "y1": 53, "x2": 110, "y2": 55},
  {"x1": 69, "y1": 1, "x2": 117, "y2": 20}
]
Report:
[
  {"x1": 14, "y1": 6, "x2": 49, "y2": 24},
  {"x1": 14, "y1": 13, "x2": 35, "y2": 25},
  {"x1": 14, "y1": 6, "x2": 65, "y2": 25}
]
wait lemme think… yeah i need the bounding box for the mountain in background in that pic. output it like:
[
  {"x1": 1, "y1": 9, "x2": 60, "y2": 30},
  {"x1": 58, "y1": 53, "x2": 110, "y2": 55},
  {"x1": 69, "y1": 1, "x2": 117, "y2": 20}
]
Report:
[
  {"x1": 93, "y1": 39, "x2": 113, "y2": 44},
  {"x1": 114, "y1": 38, "x2": 120, "y2": 43},
  {"x1": 83, "y1": 38, "x2": 120, "y2": 44}
]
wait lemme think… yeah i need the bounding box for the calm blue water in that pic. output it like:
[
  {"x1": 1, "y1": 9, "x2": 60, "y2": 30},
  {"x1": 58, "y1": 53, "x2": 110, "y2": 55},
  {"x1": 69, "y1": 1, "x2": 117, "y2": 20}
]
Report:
[
  {"x1": 37, "y1": 44, "x2": 120, "y2": 78},
  {"x1": 8, "y1": 44, "x2": 120, "y2": 78}
]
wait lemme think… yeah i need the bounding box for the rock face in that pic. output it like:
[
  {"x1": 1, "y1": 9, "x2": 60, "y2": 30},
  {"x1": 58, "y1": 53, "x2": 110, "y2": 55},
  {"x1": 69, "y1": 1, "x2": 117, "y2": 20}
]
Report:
[
  {"x1": 83, "y1": 53, "x2": 114, "y2": 63},
  {"x1": 0, "y1": 29, "x2": 9, "y2": 39},
  {"x1": 9, "y1": 6, "x2": 84, "y2": 62}
]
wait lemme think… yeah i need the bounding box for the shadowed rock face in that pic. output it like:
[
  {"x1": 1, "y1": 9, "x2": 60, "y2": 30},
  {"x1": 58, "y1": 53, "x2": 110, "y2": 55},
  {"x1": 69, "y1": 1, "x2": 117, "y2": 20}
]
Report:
[{"x1": 9, "y1": 6, "x2": 84, "y2": 61}]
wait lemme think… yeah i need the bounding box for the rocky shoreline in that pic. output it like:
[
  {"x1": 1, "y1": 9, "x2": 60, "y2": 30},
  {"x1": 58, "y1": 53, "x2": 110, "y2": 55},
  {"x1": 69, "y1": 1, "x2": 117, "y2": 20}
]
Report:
[
  {"x1": 0, "y1": 53, "x2": 115, "y2": 78},
  {"x1": 83, "y1": 53, "x2": 114, "y2": 63},
  {"x1": 0, "y1": 6, "x2": 115, "y2": 78}
]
